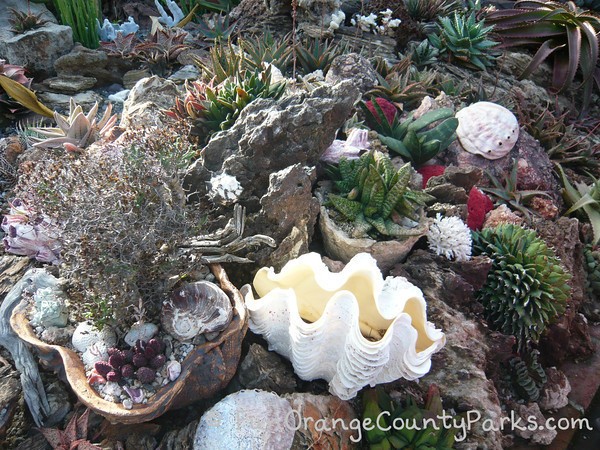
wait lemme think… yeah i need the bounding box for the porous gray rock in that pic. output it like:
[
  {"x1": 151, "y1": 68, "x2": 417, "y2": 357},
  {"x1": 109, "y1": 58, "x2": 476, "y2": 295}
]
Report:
[
  {"x1": 391, "y1": 250, "x2": 505, "y2": 450},
  {"x1": 511, "y1": 402, "x2": 557, "y2": 445},
  {"x1": 325, "y1": 53, "x2": 379, "y2": 93},
  {"x1": 38, "y1": 91, "x2": 104, "y2": 114},
  {"x1": 42, "y1": 75, "x2": 97, "y2": 95},
  {"x1": 121, "y1": 76, "x2": 181, "y2": 129},
  {"x1": 539, "y1": 367, "x2": 571, "y2": 411}
]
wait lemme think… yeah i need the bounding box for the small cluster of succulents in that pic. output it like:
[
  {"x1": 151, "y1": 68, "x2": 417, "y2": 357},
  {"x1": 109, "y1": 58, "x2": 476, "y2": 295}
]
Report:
[
  {"x1": 362, "y1": 386, "x2": 457, "y2": 449},
  {"x1": 472, "y1": 224, "x2": 571, "y2": 352},
  {"x1": 427, "y1": 213, "x2": 472, "y2": 262},
  {"x1": 326, "y1": 150, "x2": 434, "y2": 238},
  {"x1": 8, "y1": 7, "x2": 48, "y2": 33},
  {"x1": 362, "y1": 98, "x2": 458, "y2": 167},
  {"x1": 29, "y1": 99, "x2": 117, "y2": 152},
  {"x1": 429, "y1": 11, "x2": 498, "y2": 71},
  {"x1": 94, "y1": 339, "x2": 167, "y2": 385},
  {"x1": 509, "y1": 350, "x2": 547, "y2": 402}
]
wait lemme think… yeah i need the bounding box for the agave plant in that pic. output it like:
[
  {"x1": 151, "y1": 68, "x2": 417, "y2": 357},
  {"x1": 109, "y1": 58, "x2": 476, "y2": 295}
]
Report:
[
  {"x1": 472, "y1": 224, "x2": 571, "y2": 352},
  {"x1": 29, "y1": 99, "x2": 117, "y2": 152},
  {"x1": 326, "y1": 150, "x2": 434, "y2": 238},
  {"x1": 240, "y1": 31, "x2": 293, "y2": 73},
  {"x1": 486, "y1": 1, "x2": 600, "y2": 114},
  {"x1": 557, "y1": 164, "x2": 600, "y2": 244},
  {"x1": 362, "y1": 385, "x2": 457, "y2": 450},
  {"x1": 408, "y1": 40, "x2": 440, "y2": 69},
  {"x1": 134, "y1": 27, "x2": 189, "y2": 69},
  {"x1": 429, "y1": 11, "x2": 498, "y2": 70},
  {"x1": 362, "y1": 99, "x2": 458, "y2": 167},
  {"x1": 9, "y1": 7, "x2": 48, "y2": 33},
  {"x1": 194, "y1": 40, "x2": 245, "y2": 83},
  {"x1": 196, "y1": 14, "x2": 236, "y2": 41},
  {"x1": 295, "y1": 38, "x2": 343, "y2": 75}
]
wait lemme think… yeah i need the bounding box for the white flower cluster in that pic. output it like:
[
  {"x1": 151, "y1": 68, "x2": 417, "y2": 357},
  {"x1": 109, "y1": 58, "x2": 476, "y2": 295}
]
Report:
[
  {"x1": 427, "y1": 213, "x2": 472, "y2": 262},
  {"x1": 351, "y1": 9, "x2": 401, "y2": 35},
  {"x1": 329, "y1": 10, "x2": 346, "y2": 32}
]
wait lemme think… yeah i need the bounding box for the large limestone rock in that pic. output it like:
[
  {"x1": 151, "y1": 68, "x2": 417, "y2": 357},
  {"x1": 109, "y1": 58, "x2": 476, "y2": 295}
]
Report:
[
  {"x1": 120, "y1": 76, "x2": 181, "y2": 129},
  {"x1": 54, "y1": 45, "x2": 122, "y2": 86}
]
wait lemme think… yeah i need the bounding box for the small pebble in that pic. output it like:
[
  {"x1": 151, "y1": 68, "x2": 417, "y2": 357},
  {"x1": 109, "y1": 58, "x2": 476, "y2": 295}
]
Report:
[{"x1": 122, "y1": 399, "x2": 133, "y2": 410}]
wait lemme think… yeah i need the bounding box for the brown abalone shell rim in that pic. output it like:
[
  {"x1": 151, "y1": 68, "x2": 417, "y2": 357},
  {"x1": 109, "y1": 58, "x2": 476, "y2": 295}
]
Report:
[{"x1": 9, "y1": 263, "x2": 248, "y2": 424}]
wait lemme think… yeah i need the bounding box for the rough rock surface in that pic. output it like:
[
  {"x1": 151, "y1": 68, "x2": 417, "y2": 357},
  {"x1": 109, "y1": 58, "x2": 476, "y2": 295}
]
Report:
[
  {"x1": 38, "y1": 91, "x2": 104, "y2": 114},
  {"x1": 121, "y1": 76, "x2": 181, "y2": 129},
  {"x1": 0, "y1": 24, "x2": 73, "y2": 78},
  {"x1": 440, "y1": 129, "x2": 561, "y2": 203},
  {"x1": 325, "y1": 53, "x2": 379, "y2": 93},
  {"x1": 511, "y1": 402, "x2": 557, "y2": 445},
  {"x1": 285, "y1": 393, "x2": 359, "y2": 450},
  {"x1": 534, "y1": 217, "x2": 595, "y2": 364},
  {"x1": 54, "y1": 45, "x2": 122, "y2": 86},
  {"x1": 391, "y1": 250, "x2": 505, "y2": 450},
  {"x1": 42, "y1": 75, "x2": 97, "y2": 95},
  {"x1": 539, "y1": 367, "x2": 571, "y2": 411},
  {"x1": 233, "y1": 343, "x2": 297, "y2": 394}
]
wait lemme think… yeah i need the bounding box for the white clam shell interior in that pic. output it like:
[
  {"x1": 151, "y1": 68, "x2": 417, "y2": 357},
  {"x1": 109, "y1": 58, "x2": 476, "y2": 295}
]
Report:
[
  {"x1": 244, "y1": 252, "x2": 445, "y2": 400},
  {"x1": 455, "y1": 101, "x2": 519, "y2": 160}
]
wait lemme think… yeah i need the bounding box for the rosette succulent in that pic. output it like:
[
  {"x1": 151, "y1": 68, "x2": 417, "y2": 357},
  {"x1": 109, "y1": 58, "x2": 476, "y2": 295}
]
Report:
[
  {"x1": 326, "y1": 150, "x2": 434, "y2": 238},
  {"x1": 472, "y1": 224, "x2": 571, "y2": 352}
]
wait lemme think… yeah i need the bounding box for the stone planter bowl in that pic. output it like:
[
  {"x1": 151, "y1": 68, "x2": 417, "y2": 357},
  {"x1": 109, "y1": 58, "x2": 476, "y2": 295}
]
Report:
[{"x1": 10, "y1": 264, "x2": 247, "y2": 424}]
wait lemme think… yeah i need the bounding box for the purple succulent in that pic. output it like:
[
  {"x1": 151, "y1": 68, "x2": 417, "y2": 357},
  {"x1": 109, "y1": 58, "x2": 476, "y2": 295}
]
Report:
[
  {"x1": 150, "y1": 354, "x2": 166, "y2": 369},
  {"x1": 123, "y1": 349, "x2": 134, "y2": 363},
  {"x1": 108, "y1": 352, "x2": 125, "y2": 369},
  {"x1": 136, "y1": 366, "x2": 156, "y2": 384},
  {"x1": 106, "y1": 371, "x2": 121, "y2": 382},
  {"x1": 94, "y1": 361, "x2": 112, "y2": 377},
  {"x1": 144, "y1": 346, "x2": 157, "y2": 360},
  {"x1": 132, "y1": 353, "x2": 148, "y2": 368},
  {"x1": 121, "y1": 364, "x2": 135, "y2": 378},
  {"x1": 107, "y1": 347, "x2": 118, "y2": 356},
  {"x1": 147, "y1": 338, "x2": 163, "y2": 353}
]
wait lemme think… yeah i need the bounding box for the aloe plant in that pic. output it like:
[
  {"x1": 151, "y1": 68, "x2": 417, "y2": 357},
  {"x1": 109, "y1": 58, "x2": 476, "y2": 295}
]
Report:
[
  {"x1": 295, "y1": 38, "x2": 343, "y2": 75},
  {"x1": 326, "y1": 150, "x2": 433, "y2": 238},
  {"x1": 29, "y1": 99, "x2": 117, "y2": 152},
  {"x1": 486, "y1": 1, "x2": 600, "y2": 115},
  {"x1": 557, "y1": 164, "x2": 600, "y2": 244},
  {"x1": 362, "y1": 101, "x2": 458, "y2": 167},
  {"x1": 196, "y1": 14, "x2": 236, "y2": 41}
]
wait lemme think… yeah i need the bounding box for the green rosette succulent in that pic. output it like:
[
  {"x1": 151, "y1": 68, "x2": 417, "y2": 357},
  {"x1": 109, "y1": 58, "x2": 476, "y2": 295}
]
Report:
[{"x1": 472, "y1": 224, "x2": 571, "y2": 352}]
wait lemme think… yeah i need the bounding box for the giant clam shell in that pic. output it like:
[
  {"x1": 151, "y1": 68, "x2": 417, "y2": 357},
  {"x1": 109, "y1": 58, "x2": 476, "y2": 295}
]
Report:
[
  {"x1": 161, "y1": 281, "x2": 233, "y2": 341},
  {"x1": 243, "y1": 252, "x2": 446, "y2": 400},
  {"x1": 455, "y1": 101, "x2": 519, "y2": 160}
]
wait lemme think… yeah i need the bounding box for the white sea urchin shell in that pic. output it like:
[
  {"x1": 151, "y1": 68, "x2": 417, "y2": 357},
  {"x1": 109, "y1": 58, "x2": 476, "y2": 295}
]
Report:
[
  {"x1": 243, "y1": 252, "x2": 446, "y2": 400},
  {"x1": 455, "y1": 101, "x2": 519, "y2": 160}
]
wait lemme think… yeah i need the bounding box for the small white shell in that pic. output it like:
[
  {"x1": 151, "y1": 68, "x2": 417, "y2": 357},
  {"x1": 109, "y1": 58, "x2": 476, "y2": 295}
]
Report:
[
  {"x1": 124, "y1": 322, "x2": 159, "y2": 347},
  {"x1": 167, "y1": 360, "x2": 181, "y2": 381},
  {"x1": 193, "y1": 390, "x2": 295, "y2": 450},
  {"x1": 244, "y1": 252, "x2": 446, "y2": 400},
  {"x1": 72, "y1": 321, "x2": 117, "y2": 353},
  {"x1": 455, "y1": 101, "x2": 519, "y2": 160}
]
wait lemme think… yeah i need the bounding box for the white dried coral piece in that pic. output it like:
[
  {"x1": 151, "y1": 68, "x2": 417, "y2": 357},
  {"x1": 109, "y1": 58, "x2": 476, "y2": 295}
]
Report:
[
  {"x1": 244, "y1": 252, "x2": 445, "y2": 400},
  {"x1": 208, "y1": 173, "x2": 243, "y2": 206},
  {"x1": 427, "y1": 213, "x2": 472, "y2": 262},
  {"x1": 455, "y1": 101, "x2": 519, "y2": 160}
]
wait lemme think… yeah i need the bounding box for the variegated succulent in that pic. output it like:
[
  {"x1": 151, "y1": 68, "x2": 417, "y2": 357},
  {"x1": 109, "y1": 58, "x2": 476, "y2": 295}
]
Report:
[
  {"x1": 326, "y1": 150, "x2": 434, "y2": 238},
  {"x1": 29, "y1": 99, "x2": 117, "y2": 152}
]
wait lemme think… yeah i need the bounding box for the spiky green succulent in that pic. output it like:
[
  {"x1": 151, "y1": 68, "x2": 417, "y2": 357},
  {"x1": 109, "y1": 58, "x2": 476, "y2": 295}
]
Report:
[
  {"x1": 510, "y1": 349, "x2": 547, "y2": 401},
  {"x1": 362, "y1": 103, "x2": 458, "y2": 167},
  {"x1": 295, "y1": 38, "x2": 343, "y2": 75},
  {"x1": 409, "y1": 40, "x2": 440, "y2": 69},
  {"x1": 362, "y1": 386, "x2": 457, "y2": 450},
  {"x1": 327, "y1": 150, "x2": 433, "y2": 238},
  {"x1": 584, "y1": 245, "x2": 600, "y2": 298},
  {"x1": 429, "y1": 12, "x2": 498, "y2": 70},
  {"x1": 473, "y1": 224, "x2": 571, "y2": 352},
  {"x1": 8, "y1": 8, "x2": 48, "y2": 33}
]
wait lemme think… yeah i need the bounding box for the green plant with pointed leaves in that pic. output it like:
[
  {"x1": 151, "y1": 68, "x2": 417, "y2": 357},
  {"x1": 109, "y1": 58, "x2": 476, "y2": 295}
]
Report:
[
  {"x1": 557, "y1": 164, "x2": 600, "y2": 244},
  {"x1": 472, "y1": 224, "x2": 571, "y2": 353},
  {"x1": 166, "y1": 67, "x2": 286, "y2": 141},
  {"x1": 240, "y1": 31, "x2": 293, "y2": 73},
  {"x1": 196, "y1": 14, "x2": 236, "y2": 41},
  {"x1": 362, "y1": 102, "x2": 458, "y2": 167},
  {"x1": 583, "y1": 245, "x2": 600, "y2": 321},
  {"x1": 429, "y1": 11, "x2": 498, "y2": 70},
  {"x1": 326, "y1": 150, "x2": 434, "y2": 238},
  {"x1": 362, "y1": 385, "x2": 457, "y2": 450},
  {"x1": 52, "y1": 0, "x2": 101, "y2": 49},
  {"x1": 194, "y1": 39, "x2": 245, "y2": 83},
  {"x1": 403, "y1": 0, "x2": 461, "y2": 22},
  {"x1": 295, "y1": 38, "x2": 343, "y2": 75},
  {"x1": 408, "y1": 40, "x2": 440, "y2": 69},
  {"x1": 9, "y1": 7, "x2": 48, "y2": 33},
  {"x1": 482, "y1": 160, "x2": 552, "y2": 221},
  {"x1": 510, "y1": 349, "x2": 547, "y2": 401},
  {"x1": 486, "y1": 1, "x2": 600, "y2": 115}
]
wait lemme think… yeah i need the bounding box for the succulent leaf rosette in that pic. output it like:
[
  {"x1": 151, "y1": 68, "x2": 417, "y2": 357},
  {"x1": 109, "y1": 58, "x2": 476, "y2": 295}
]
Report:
[{"x1": 472, "y1": 224, "x2": 571, "y2": 352}]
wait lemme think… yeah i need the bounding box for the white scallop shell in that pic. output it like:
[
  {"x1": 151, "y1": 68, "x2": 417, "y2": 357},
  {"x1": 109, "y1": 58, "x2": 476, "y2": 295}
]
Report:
[
  {"x1": 455, "y1": 101, "x2": 519, "y2": 160},
  {"x1": 243, "y1": 252, "x2": 446, "y2": 400},
  {"x1": 72, "y1": 321, "x2": 117, "y2": 353},
  {"x1": 193, "y1": 390, "x2": 295, "y2": 450}
]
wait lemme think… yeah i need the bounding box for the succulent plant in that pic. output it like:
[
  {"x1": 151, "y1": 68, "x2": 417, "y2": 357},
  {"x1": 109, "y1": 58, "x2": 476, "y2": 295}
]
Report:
[
  {"x1": 408, "y1": 40, "x2": 440, "y2": 69},
  {"x1": 166, "y1": 67, "x2": 285, "y2": 140},
  {"x1": 403, "y1": 0, "x2": 461, "y2": 22},
  {"x1": 486, "y1": 1, "x2": 600, "y2": 114},
  {"x1": 53, "y1": 0, "x2": 102, "y2": 49},
  {"x1": 482, "y1": 159, "x2": 552, "y2": 221},
  {"x1": 136, "y1": 366, "x2": 156, "y2": 384},
  {"x1": 583, "y1": 244, "x2": 600, "y2": 298},
  {"x1": 134, "y1": 27, "x2": 189, "y2": 72},
  {"x1": 472, "y1": 224, "x2": 571, "y2": 352},
  {"x1": 195, "y1": 39, "x2": 246, "y2": 83},
  {"x1": 362, "y1": 101, "x2": 458, "y2": 167},
  {"x1": 0, "y1": 59, "x2": 33, "y2": 120},
  {"x1": 100, "y1": 31, "x2": 140, "y2": 58},
  {"x1": 326, "y1": 150, "x2": 434, "y2": 238},
  {"x1": 429, "y1": 11, "x2": 498, "y2": 70},
  {"x1": 39, "y1": 408, "x2": 102, "y2": 450},
  {"x1": 575, "y1": 0, "x2": 600, "y2": 11},
  {"x1": 8, "y1": 7, "x2": 48, "y2": 33},
  {"x1": 240, "y1": 31, "x2": 293, "y2": 73},
  {"x1": 557, "y1": 164, "x2": 600, "y2": 244},
  {"x1": 295, "y1": 38, "x2": 343, "y2": 75},
  {"x1": 196, "y1": 14, "x2": 236, "y2": 41},
  {"x1": 510, "y1": 349, "x2": 547, "y2": 401},
  {"x1": 29, "y1": 99, "x2": 117, "y2": 152},
  {"x1": 362, "y1": 385, "x2": 457, "y2": 450}
]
